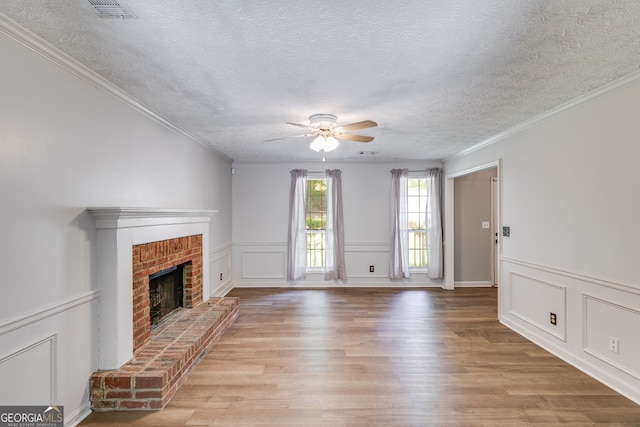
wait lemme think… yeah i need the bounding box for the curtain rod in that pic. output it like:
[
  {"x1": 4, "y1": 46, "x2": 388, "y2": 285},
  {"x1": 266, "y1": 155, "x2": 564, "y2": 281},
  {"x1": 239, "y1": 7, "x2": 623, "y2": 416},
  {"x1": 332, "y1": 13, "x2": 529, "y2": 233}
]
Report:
[
  {"x1": 304, "y1": 168, "x2": 442, "y2": 173},
  {"x1": 406, "y1": 168, "x2": 442, "y2": 172}
]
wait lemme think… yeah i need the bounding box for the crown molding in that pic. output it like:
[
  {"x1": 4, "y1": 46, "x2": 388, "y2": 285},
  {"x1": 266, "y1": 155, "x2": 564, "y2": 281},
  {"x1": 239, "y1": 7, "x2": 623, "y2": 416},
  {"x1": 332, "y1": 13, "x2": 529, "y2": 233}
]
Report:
[
  {"x1": 0, "y1": 12, "x2": 232, "y2": 161},
  {"x1": 445, "y1": 69, "x2": 640, "y2": 161}
]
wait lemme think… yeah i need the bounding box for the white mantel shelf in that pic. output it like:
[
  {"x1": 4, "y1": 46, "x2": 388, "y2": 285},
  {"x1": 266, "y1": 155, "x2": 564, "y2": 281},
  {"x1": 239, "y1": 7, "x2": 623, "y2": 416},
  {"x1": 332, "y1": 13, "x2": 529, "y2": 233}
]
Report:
[{"x1": 88, "y1": 207, "x2": 217, "y2": 229}]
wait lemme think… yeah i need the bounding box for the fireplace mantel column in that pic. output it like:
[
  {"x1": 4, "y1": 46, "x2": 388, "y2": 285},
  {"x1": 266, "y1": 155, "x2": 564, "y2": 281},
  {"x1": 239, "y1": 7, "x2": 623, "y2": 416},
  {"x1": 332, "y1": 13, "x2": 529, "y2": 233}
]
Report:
[{"x1": 88, "y1": 207, "x2": 216, "y2": 370}]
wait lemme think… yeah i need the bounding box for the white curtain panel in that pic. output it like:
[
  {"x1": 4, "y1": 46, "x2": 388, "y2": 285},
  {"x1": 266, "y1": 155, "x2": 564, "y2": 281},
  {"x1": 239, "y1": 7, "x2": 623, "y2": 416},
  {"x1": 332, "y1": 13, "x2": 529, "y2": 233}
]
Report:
[
  {"x1": 426, "y1": 168, "x2": 444, "y2": 279},
  {"x1": 325, "y1": 169, "x2": 347, "y2": 280},
  {"x1": 287, "y1": 169, "x2": 307, "y2": 281},
  {"x1": 390, "y1": 168, "x2": 410, "y2": 279}
]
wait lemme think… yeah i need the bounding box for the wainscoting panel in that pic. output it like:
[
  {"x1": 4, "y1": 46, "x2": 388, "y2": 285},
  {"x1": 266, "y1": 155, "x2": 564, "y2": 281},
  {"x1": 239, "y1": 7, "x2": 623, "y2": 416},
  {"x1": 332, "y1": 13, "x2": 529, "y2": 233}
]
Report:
[
  {"x1": 0, "y1": 335, "x2": 56, "y2": 405},
  {"x1": 509, "y1": 271, "x2": 567, "y2": 341},
  {"x1": 209, "y1": 244, "x2": 232, "y2": 296},
  {"x1": 345, "y1": 250, "x2": 389, "y2": 278},
  {"x1": 0, "y1": 291, "x2": 98, "y2": 425},
  {"x1": 232, "y1": 242, "x2": 443, "y2": 287},
  {"x1": 241, "y1": 250, "x2": 286, "y2": 279},
  {"x1": 500, "y1": 257, "x2": 640, "y2": 405},
  {"x1": 584, "y1": 295, "x2": 640, "y2": 380}
]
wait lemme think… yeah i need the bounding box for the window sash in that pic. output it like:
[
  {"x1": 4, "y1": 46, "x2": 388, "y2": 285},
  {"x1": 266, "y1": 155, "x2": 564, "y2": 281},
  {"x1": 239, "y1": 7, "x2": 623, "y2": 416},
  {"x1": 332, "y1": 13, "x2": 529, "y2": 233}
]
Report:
[
  {"x1": 305, "y1": 178, "x2": 327, "y2": 268},
  {"x1": 306, "y1": 230, "x2": 325, "y2": 267},
  {"x1": 407, "y1": 177, "x2": 428, "y2": 268}
]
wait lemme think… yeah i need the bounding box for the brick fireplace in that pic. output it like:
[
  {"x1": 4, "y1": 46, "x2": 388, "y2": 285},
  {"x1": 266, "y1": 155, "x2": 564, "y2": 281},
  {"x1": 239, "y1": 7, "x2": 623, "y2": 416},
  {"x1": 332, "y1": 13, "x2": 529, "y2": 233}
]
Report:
[
  {"x1": 132, "y1": 235, "x2": 202, "y2": 351},
  {"x1": 87, "y1": 208, "x2": 238, "y2": 410}
]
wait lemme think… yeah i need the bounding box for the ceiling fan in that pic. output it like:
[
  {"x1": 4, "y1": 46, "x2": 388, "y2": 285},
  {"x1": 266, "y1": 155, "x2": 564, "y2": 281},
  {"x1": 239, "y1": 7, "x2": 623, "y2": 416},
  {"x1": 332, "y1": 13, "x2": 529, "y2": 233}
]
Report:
[{"x1": 267, "y1": 114, "x2": 377, "y2": 153}]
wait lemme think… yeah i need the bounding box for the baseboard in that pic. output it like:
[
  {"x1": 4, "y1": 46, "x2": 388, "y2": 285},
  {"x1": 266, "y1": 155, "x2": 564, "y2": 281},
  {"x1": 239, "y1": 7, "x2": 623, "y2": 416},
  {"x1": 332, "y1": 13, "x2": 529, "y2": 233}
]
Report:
[
  {"x1": 65, "y1": 401, "x2": 92, "y2": 427},
  {"x1": 454, "y1": 281, "x2": 493, "y2": 287},
  {"x1": 211, "y1": 280, "x2": 234, "y2": 297},
  {"x1": 230, "y1": 281, "x2": 444, "y2": 289}
]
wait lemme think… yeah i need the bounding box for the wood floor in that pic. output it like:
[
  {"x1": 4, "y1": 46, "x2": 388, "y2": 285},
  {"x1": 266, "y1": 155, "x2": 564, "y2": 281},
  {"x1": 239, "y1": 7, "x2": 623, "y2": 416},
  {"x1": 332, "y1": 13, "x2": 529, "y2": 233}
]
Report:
[{"x1": 81, "y1": 287, "x2": 640, "y2": 426}]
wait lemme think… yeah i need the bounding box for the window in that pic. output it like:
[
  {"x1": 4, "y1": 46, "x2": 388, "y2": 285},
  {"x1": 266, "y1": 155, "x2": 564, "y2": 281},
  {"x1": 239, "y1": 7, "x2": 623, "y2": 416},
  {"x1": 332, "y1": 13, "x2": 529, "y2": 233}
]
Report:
[
  {"x1": 408, "y1": 177, "x2": 428, "y2": 268},
  {"x1": 305, "y1": 178, "x2": 326, "y2": 267}
]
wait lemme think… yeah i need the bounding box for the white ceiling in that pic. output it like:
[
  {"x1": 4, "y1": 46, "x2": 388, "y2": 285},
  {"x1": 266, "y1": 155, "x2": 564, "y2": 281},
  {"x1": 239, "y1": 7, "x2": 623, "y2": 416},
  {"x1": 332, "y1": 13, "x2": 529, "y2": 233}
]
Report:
[{"x1": 2, "y1": 1, "x2": 640, "y2": 162}]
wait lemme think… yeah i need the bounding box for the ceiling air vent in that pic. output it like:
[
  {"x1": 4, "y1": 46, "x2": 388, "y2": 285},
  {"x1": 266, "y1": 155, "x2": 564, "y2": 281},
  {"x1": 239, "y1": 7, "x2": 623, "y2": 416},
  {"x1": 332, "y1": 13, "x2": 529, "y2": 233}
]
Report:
[{"x1": 88, "y1": 0, "x2": 137, "y2": 19}]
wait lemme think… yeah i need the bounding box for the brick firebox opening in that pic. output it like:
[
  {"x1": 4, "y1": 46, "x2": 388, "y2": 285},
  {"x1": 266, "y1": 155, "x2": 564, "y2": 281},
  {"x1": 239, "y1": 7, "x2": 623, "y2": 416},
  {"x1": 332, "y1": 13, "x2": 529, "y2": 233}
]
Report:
[{"x1": 132, "y1": 235, "x2": 202, "y2": 352}]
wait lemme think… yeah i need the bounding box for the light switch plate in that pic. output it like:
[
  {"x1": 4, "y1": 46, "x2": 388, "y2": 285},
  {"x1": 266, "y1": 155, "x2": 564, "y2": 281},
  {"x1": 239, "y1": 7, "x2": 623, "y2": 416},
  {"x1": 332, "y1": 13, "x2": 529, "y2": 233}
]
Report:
[
  {"x1": 502, "y1": 226, "x2": 510, "y2": 237},
  {"x1": 482, "y1": 221, "x2": 490, "y2": 229}
]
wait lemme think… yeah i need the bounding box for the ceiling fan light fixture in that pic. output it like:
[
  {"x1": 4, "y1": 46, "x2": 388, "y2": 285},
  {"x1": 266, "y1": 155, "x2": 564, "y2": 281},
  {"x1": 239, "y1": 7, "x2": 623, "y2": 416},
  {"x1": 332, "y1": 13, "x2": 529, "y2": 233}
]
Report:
[
  {"x1": 309, "y1": 114, "x2": 337, "y2": 130},
  {"x1": 309, "y1": 135, "x2": 339, "y2": 152},
  {"x1": 272, "y1": 113, "x2": 376, "y2": 154},
  {"x1": 309, "y1": 136, "x2": 324, "y2": 152},
  {"x1": 324, "y1": 136, "x2": 339, "y2": 151}
]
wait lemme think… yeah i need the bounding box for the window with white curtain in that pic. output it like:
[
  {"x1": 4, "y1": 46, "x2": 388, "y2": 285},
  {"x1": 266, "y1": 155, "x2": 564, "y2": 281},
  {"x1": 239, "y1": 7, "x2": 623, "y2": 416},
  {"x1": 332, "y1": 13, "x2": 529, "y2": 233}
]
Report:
[
  {"x1": 305, "y1": 177, "x2": 327, "y2": 268},
  {"x1": 391, "y1": 168, "x2": 443, "y2": 280},
  {"x1": 408, "y1": 176, "x2": 428, "y2": 268}
]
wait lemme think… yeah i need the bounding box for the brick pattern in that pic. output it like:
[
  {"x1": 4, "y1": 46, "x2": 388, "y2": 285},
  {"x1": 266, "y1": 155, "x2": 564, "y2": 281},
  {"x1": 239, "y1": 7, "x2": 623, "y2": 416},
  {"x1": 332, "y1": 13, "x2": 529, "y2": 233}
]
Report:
[
  {"x1": 90, "y1": 297, "x2": 239, "y2": 411},
  {"x1": 132, "y1": 235, "x2": 203, "y2": 352}
]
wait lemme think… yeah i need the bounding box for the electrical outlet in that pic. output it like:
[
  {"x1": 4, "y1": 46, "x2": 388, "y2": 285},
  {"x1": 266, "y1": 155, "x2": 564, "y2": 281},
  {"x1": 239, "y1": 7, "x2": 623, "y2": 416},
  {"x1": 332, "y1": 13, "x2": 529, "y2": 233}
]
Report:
[
  {"x1": 502, "y1": 226, "x2": 511, "y2": 237},
  {"x1": 369, "y1": 265, "x2": 374, "y2": 273},
  {"x1": 550, "y1": 312, "x2": 557, "y2": 325},
  {"x1": 609, "y1": 336, "x2": 619, "y2": 354}
]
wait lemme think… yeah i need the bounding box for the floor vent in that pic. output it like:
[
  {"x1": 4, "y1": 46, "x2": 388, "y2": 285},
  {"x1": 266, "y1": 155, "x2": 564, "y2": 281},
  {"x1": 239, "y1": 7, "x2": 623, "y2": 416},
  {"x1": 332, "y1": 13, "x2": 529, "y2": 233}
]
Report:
[{"x1": 88, "y1": 0, "x2": 137, "y2": 19}]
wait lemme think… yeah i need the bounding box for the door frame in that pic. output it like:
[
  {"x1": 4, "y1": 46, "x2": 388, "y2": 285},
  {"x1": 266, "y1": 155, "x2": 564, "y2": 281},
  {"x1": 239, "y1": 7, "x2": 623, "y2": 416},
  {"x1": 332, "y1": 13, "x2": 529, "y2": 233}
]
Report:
[
  {"x1": 443, "y1": 159, "x2": 501, "y2": 292},
  {"x1": 490, "y1": 176, "x2": 499, "y2": 286}
]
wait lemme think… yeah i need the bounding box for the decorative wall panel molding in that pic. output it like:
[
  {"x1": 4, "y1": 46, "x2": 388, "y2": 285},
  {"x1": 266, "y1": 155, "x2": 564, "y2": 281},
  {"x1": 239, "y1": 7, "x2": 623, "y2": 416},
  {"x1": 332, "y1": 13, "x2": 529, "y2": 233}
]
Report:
[
  {"x1": 509, "y1": 271, "x2": 566, "y2": 341},
  {"x1": 0, "y1": 291, "x2": 99, "y2": 336},
  {"x1": 0, "y1": 334, "x2": 57, "y2": 404},
  {"x1": 501, "y1": 256, "x2": 640, "y2": 295},
  {"x1": 499, "y1": 257, "x2": 640, "y2": 404},
  {"x1": 210, "y1": 245, "x2": 232, "y2": 296},
  {"x1": 241, "y1": 251, "x2": 286, "y2": 279},
  {"x1": 583, "y1": 295, "x2": 640, "y2": 381}
]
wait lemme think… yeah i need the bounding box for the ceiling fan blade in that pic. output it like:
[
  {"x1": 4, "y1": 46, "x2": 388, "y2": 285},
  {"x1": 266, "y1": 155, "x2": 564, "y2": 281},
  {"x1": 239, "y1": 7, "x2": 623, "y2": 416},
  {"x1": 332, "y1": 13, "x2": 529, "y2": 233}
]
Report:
[
  {"x1": 336, "y1": 120, "x2": 377, "y2": 132},
  {"x1": 286, "y1": 122, "x2": 312, "y2": 130},
  {"x1": 338, "y1": 133, "x2": 374, "y2": 143},
  {"x1": 265, "y1": 134, "x2": 312, "y2": 142}
]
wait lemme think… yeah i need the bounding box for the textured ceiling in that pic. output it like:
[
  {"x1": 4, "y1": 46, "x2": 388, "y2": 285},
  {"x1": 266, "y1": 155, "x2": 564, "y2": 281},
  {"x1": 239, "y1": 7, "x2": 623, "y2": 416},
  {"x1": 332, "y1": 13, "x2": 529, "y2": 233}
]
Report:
[{"x1": 2, "y1": 1, "x2": 640, "y2": 161}]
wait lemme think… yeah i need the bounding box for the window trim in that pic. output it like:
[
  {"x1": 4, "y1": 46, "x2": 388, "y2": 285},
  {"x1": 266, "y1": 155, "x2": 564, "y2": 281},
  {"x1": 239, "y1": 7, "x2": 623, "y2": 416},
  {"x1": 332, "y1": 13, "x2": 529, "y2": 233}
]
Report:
[
  {"x1": 305, "y1": 175, "x2": 327, "y2": 270},
  {"x1": 407, "y1": 174, "x2": 428, "y2": 270}
]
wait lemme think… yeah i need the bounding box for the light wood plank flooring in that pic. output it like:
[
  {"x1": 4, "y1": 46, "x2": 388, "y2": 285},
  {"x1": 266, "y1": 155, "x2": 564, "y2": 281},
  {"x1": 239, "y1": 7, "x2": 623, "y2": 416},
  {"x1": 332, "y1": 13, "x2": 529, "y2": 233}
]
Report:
[{"x1": 81, "y1": 287, "x2": 640, "y2": 426}]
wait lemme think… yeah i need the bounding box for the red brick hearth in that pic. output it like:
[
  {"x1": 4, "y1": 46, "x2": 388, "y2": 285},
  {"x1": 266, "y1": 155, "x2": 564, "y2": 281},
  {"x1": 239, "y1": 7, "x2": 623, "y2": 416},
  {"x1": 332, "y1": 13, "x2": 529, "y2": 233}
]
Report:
[{"x1": 90, "y1": 297, "x2": 238, "y2": 410}]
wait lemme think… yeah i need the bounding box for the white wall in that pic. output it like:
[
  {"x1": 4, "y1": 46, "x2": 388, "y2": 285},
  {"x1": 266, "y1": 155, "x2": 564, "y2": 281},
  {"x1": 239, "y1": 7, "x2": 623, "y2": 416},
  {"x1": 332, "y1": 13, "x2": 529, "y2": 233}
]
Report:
[
  {"x1": 444, "y1": 75, "x2": 640, "y2": 403},
  {"x1": 0, "y1": 25, "x2": 232, "y2": 424},
  {"x1": 232, "y1": 160, "x2": 442, "y2": 287}
]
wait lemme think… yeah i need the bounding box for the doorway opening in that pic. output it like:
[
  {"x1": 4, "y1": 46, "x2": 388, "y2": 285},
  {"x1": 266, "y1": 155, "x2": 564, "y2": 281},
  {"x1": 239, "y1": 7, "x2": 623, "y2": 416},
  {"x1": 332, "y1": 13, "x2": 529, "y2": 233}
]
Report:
[{"x1": 444, "y1": 160, "x2": 500, "y2": 292}]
